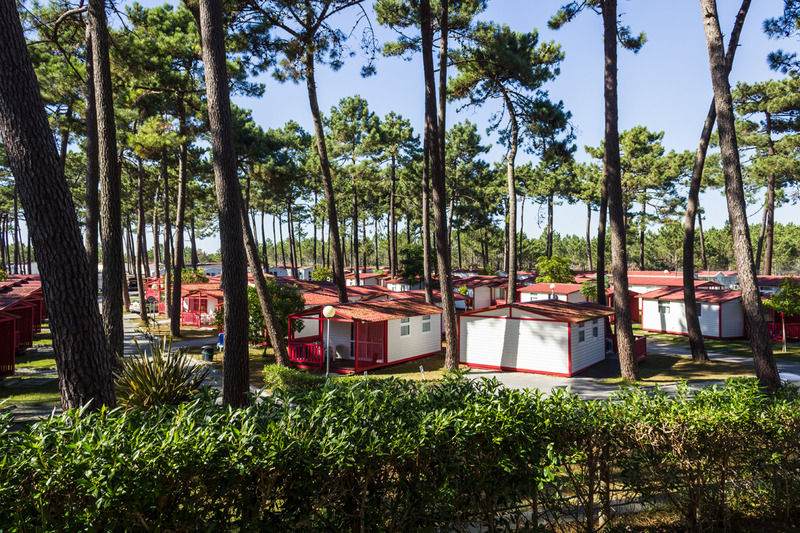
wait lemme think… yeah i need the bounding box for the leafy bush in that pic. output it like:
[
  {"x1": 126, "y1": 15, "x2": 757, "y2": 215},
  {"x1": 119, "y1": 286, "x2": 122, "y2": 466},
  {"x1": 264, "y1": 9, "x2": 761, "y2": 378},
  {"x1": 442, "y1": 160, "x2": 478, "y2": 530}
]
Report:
[
  {"x1": 310, "y1": 266, "x2": 332, "y2": 281},
  {"x1": 114, "y1": 338, "x2": 210, "y2": 409},
  {"x1": 213, "y1": 282, "x2": 305, "y2": 344},
  {"x1": 181, "y1": 267, "x2": 208, "y2": 283},
  {"x1": 2, "y1": 378, "x2": 800, "y2": 531},
  {"x1": 535, "y1": 254, "x2": 574, "y2": 283},
  {"x1": 0, "y1": 269, "x2": 7, "y2": 282}
]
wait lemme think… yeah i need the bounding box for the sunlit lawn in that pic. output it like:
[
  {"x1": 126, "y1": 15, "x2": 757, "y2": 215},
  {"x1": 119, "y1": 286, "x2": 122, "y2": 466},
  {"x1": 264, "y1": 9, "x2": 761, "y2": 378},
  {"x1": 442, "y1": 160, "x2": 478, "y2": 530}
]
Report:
[
  {"x1": 1, "y1": 326, "x2": 60, "y2": 405},
  {"x1": 599, "y1": 353, "x2": 755, "y2": 386}
]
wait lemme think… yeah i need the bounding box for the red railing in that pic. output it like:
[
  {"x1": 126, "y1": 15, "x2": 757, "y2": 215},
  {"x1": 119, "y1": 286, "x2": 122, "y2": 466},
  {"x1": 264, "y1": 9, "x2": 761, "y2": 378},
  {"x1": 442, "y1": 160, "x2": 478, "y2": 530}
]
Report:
[
  {"x1": 634, "y1": 336, "x2": 647, "y2": 362},
  {"x1": 181, "y1": 312, "x2": 201, "y2": 326},
  {"x1": 288, "y1": 337, "x2": 323, "y2": 366},
  {"x1": 769, "y1": 322, "x2": 800, "y2": 341}
]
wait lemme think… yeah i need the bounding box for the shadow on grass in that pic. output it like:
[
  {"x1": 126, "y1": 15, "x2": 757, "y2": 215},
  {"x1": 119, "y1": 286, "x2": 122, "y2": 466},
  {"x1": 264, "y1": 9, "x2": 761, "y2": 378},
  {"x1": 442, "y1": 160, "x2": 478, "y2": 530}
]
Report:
[{"x1": 600, "y1": 353, "x2": 754, "y2": 386}]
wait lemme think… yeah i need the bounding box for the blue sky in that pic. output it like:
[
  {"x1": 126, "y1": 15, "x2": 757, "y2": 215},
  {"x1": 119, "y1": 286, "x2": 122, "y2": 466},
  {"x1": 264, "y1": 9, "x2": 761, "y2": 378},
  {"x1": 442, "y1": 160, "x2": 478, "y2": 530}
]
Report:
[{"x1": 140, "y1": 0, "x2": 796, "y2": 252}]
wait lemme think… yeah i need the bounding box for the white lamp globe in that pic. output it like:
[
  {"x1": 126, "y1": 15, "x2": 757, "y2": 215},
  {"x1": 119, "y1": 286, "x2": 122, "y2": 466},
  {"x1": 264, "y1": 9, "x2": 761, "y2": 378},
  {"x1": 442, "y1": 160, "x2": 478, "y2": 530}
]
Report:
[
  {"x1": 549, "y1": 283, "x2": 556, "y2": 290},
  {"x1": 322, "y1": 305, "x2": 336, "y2": 319}
]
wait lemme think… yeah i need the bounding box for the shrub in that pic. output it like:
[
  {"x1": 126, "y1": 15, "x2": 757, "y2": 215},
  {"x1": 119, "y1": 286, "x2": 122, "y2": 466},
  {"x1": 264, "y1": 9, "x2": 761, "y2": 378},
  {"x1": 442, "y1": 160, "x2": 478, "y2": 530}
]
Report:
[
  {"x1": 114, "y1": 338, "x2": 210, "y2": 409},
  {"x1": 1, "y1": 378, "x2": 800, "y2": 531},
  {"x1": 263, "y1": 364, "x2": 324, "y2": 393},
  {"x1": 181, "y1": 267, "x2": 208, "y2": 284},
  {"x1": 310, "y1": 266, "x2": 332, "y2": 282}
]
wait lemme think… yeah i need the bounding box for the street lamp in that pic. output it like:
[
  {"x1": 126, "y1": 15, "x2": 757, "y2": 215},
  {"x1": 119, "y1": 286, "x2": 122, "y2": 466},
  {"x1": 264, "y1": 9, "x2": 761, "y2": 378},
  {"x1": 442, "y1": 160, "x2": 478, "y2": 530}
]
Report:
[
  {"x1": 550, "y1": 283, "x2": 556, "y2": 300},
  {"x1": 322, "y1": 305, "x2": 336, "y2": 378}
]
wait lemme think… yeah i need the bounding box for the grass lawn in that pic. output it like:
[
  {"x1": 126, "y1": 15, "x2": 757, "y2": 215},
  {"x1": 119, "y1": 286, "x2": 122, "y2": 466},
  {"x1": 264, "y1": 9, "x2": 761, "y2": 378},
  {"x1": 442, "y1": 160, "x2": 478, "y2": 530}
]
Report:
[
  {"x1": 599, "y1": 353, "x2": 755, "y2": 386},
  {"x1": 631, "y1": 324, "x2": 800, "y2": 360},
  {"x1": 0, "y1": 377, "x2": 60, "y2": 405}
]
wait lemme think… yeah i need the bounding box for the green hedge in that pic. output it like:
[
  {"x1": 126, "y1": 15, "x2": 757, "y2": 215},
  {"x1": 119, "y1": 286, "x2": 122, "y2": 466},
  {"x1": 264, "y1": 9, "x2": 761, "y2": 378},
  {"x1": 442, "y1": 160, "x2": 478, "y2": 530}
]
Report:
[{"x1": 1, "y1": 377, "x2": 800, "y2": 531}]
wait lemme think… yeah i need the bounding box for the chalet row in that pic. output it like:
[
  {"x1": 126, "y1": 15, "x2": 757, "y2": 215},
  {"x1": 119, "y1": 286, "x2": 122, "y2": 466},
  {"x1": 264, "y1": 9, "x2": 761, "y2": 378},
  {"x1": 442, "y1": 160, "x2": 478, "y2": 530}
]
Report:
[{"x1": 0, "y1": 275, "x2": 47, "y2": 380}]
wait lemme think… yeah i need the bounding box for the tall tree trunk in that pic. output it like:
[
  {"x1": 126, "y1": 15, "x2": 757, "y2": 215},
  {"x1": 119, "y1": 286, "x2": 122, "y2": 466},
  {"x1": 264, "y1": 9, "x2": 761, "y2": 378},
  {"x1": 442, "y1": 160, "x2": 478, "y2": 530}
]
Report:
[
  {"x1": 362, "y1": 215, "x2": 367, "y2": 272},
  {"x1": 240, "y1": 198, "x2": 288, "y2": 365},
  {"x1": 287, "y1": 199, "x2": 298, "y2": 277},
  {"x1": 26, "y1": 228, "x2": 31, "y2": 274},
  {"x1": 639, "y1": 196, "x2": 646, "y2": 269},
  {"x1": 374, "y1": 216, "x2": 379, "y2": 269},
  {"x1": 390, "y1": 154, "x2": 397, "y2": 277},
  {"x1": 153, "y1": 188, "x2": 160, "y2": 279},
  {"x1": 320, "y1": 216, "x2": 326, "y2": 267},
  {"x1": 278, "y1": 215, "x2": 286, "y2": 268},
  {"x1": 421, "y1": 147, "x2": 433, "y2": 303},
  {"x1": 421, "y1": 0, "x2": 458, "y2": 369},
  {"x1": 135, "y1": 157, "x2": 147, "y2": 322},
  {"x1": 351, "y1": 173, "x2": 360, "y2": 284},
  {"x1": 13, "y1": 185, "x2": 19, "y2": 274},
  {"x1": 586, "y1": 202, "x2": 593, "y2": 272},
  {"x1": 683, "y1": 0, "x2": 749, "y2": 363},
  {"x1": 190, "y1": 215, "x2": 199, "y2": 269},
  {"x1": 58, "y1": 103, "x2": 72, "y2": 174},
  {"x1": 90, "y1": 0, "x2": 123, "y2": 360},
  {"x1": 272, "y1": 214, "x2": 278, "y2": 268},
  {"x1": 0, "y1": 3, "x2": 115, "y2": 408},
  {"x1": 170, "y1": 99, "x2": 188, "y2": 337},
  {"x1": 197, "y1": 0, "x2": 251, "y2": 406},
  {"x1": 161, "y1": 155, "x2": 172, "y2": 318},
  {"x1": 519, "y1": 196, "x2": 525, "y2": 269},
  {"x1": 305, "y1": 47, "x2": 347, "y2": 302},
  {"x1": 546, "y1": 191, "x2": 554, "y2": 259},
  {"x1": 602, "y1": 0, "x2": 637, "y2": 380},
  {"x1": 755, "y1": 200, "x2": 768, "y2": 272},
  {"x1": 312, "y1": 191, "x2": 317, "y2": 266},
  {"x1": 261, "y1": 209, "x2": 269, "y2": 269},
  {"x1": 764, "y1": 112, "x2": 777, "y2": 276},
  {"x1": 596, "y1": 165, "x2": 608, "y2": 304},
  {"x1": 457, "y1": 221, "x2": 462, "y2": 269},
  {"x1": 698, "y1": 210, "x2": 708, "y2": 271},
  {"x1": 501, "y1": 90, "x2": 519, "y2": 303},
  {"x1": 438, "y1": 0, "x2": 448, "y2": 168},
  {"x1": 700, "y1": 0, "x2": 779, "y2": 391}
]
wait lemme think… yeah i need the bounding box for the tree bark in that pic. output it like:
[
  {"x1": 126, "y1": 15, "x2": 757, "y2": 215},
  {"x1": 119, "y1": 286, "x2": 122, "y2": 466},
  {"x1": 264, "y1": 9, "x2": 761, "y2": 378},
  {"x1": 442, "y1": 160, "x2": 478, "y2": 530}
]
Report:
[
  {"x1": 546, "y1": 191, "x2": 554, "y2": 259},
  {"x1": 198, "y1": 0, "x2": 251, "y2": 406},
  {"x1": 764, "y1": 112, "x2": 776, "y2": 276},
  {"x1": 501, "y1": 90, "x2": 519, "y2": 303},
  {"x1": 352, "y1": 172, "x2": 360, "y2": 284},
  {"x1": 755, "y1": 200, "x2": 768, "y2": 272},
  {"x1": 58, "y1": 103, "x2": 72, "y2": 174},
  {"x1": 272, "y1": 214, "x2": 278, "y2": 267},
  {"x1": 190, "y1": 215, "x2": 199, "y2": 269},
  {"x1": 278, "y1": 214, "x2": 286, "y2": 267},
  {"x1": 84, "y1": 28, "x2": 100, "y2": 294},
  {"x1": 683, "y1": 0, "x2": 749, "y2": 363},
  {"x1": 89, "y1": 0, "x2": 123, "y2": 360},
  {"x1": 161, "y1": 154, "x2": 172, "y2": 318},
  {"x1": 602, "y1": 0, "x2": 637, "y2": 380},
  {"x1": 287, "y1": 199, "x2": 298, "y2": 277},
  {"x1": 421, "y1": 145, "x2": 433, "y2": 303},
  {"x1": 261, "y1": 209, "x2": 269, "y2": 269},
  {"x1": 422, "y1": 0, "x2": 458, "y2": 370},
  {"x1": 240, "y1": 198, "x2": 289, "y2": 365},
  {"x1": 135, "y1": 157, "x2": 147, "y2": 322},
  {"x1": 639, "y1": 196, "x2": 646, "y2": 269},
  {"x1": 305, "y1": 47, "x2": 347, "y2": 302},
  {"x1": 153, "y1": 189, "x2": 161, "y2": 279},
  {"x1": 170, "y1": 99, "x2": 188, "y2": 337},
  {"x1": 0, "y1": 1, "x2": 115, "y2": 409},
  {"x1": 13, "y1": 184, "x2": 19, "y2": 274},
  {"x1": 700, "y1": 0, "x2": 779, "y2": 391},
  {"x1": 586, "y1": 202, "x2": 593, "y2": 272},
  {"x1": 390, "y1": 154, "x2": 397, "y2": 277},
  {"x1": 698, "y1": 209, "x2": 708, "y2": 271}
]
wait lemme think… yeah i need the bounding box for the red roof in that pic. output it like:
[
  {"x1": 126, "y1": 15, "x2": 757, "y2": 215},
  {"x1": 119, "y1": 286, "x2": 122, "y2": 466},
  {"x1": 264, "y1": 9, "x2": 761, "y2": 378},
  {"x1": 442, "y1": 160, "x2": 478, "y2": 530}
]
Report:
[
  {"x1": 757, "y1": 275, "x2": 799, "y2": 287},
  {"x1": 518, "y1": 283, "x2": 583, "y2": 295},
  {"x1": 345, "y1": 272, "x2": 385, "y2": 279},
  {"x1": 184, "y1": 288, "x2": 224, "y2": 300},
  {"x1": 697, "y1": 270, "x2": 737, "y2": 276},
  {"x1": 452, "y1": 275, "x2": 505, "y2": 288},
  {"x1": 636, "y1": 287, "x2": 742, "y2": 303},
  {"x1": 628, "y1": 276, "x2": 718, "y2": 288},
  {"x1": 464, "y1": 300, "x2": 614, "y2": 324},
  {"x1": 294, "y1": 299, "x2": 442, "y2": 322},
  {"x1": 302, "y1": 290, "x2": 340, "y2": 306},
  {"x1": 405, "y1": 289, "x2": 466, "y2": 302}
]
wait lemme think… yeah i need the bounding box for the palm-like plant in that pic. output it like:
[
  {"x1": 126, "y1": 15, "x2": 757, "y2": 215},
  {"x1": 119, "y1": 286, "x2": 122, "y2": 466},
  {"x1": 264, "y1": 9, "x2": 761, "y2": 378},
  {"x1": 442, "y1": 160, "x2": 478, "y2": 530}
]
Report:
[{"x1": 115, "y1": 337, "x2": 210, "y2": 409}]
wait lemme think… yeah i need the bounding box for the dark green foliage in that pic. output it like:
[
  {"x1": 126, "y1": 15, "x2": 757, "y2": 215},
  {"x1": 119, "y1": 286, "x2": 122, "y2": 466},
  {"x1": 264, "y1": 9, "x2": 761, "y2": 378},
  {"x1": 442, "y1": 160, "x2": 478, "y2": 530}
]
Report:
[
  {"x1": 399, "y1": 242, "x2": 425, "y2": 283},
  {"x1": 310, "y1": 266, "x2": 332, "y2": 281},
  {"x1": 263, "y1": 364, "x2": 325, "y2": 392},
  {"x1": 114, "y1": 338, "x2": 210, "y2": 409},
  {"x1": 535, "y1": 254, "x2": 574, "y2": 283},
  {"x1": 2, "y1": 378, "x2": 800, "y2": 530},
  {"x1": 247, "y1": 282, "x2": 305, "y2": 345},
  {"x1": 180, "y1": 267, "x2": 209, "y2": 284}
]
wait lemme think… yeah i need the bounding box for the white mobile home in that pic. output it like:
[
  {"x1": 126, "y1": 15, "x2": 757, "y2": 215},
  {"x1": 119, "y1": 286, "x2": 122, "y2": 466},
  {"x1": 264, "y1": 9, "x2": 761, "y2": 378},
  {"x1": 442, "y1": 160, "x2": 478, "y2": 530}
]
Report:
[
  {"x1": 518, "y1": 283, "x2": 587, "y2": 303},
  {"x1": 287, "y1": 299, "x2": 443, "y2": 373},
  {"x1": 638, "y1": 288, "x2": 744, "y2": 339},
  {"x1": 458, "y1": 300, "x2": 614, "y2": 376}
]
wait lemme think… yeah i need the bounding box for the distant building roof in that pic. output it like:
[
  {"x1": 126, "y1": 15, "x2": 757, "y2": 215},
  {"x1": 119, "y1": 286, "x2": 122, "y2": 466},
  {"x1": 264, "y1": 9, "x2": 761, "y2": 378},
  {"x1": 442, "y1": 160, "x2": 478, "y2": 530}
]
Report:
[
  {"x1": 294, "y1": 299, "x2": 442, "y2": 323},
  {"x1": 636, "y1": 287, "x2": 741, "y2": 303},
  {"x1": 518, "y1": 283, "x2": 583, "y2": 295}
]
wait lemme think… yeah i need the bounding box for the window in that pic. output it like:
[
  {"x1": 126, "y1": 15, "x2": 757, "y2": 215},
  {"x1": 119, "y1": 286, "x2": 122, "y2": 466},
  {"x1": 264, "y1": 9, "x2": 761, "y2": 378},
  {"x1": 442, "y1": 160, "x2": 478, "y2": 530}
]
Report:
[
  {"x1": 400, "y1": 317, "x2": 410, "y2": 323},
  {"x1": 401, "y1": 325, "x2": 410, "y2": 336},
  {"x1": 658, "y1": 302, "x2": 670, "y2": 314},
  {"x1": 421, "y1": 315, "x2": 431, "y2": 332},
  {"x1": 579, "y1": 330, "x2": 585, "y2": 342},
  {"x1": 593, "y1": 327, "x2": 598, "y2": 337},
  {"x1": 696, "y1": 303, "x2": 702, "y2": 317},
  {"x1": 592, "y1": 319, "x2": 598, "y2": 325}
]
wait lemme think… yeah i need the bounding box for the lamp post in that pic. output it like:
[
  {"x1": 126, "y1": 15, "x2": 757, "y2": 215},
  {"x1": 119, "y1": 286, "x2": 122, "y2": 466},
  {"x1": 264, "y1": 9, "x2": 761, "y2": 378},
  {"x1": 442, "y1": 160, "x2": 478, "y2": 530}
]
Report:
[
  {"x1": 550, "y1": 283, "x2": 556, "y2": 300},
  {"x1": 322, "y1": 305, "x2": 335, "y2": 378}
]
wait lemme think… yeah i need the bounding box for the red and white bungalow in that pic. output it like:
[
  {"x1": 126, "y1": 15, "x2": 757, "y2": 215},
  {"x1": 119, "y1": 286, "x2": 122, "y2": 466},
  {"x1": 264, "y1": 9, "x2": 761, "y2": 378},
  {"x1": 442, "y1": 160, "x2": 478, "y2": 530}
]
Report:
[
  {"x1": 459, "y1": 300, "x2": 617, "y2": 376},
  {"x1": 0, "y1": 276, "x2": 47, "y2": 379},
  {"x1": 518, "y1": 283, "x2": 587, "y2": 303},
  {"x1": 181, "y1": 288, "x2": 223, "y2": 326},
  {"x1": 345, "y1": 271, "x2": 384, "y2": 287},
  {"x1": 638, "y1": 287, "x2": 744, "y2": 339},
  {"x1": 452, "y1": 275, "x2": 507, "y2": 310},
  {"x1": 287, "y1": 299, "x2": 443, "y2": 373},
  {"x1": 697, "y1": 270, "x2": 738, "y2": 289}
]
